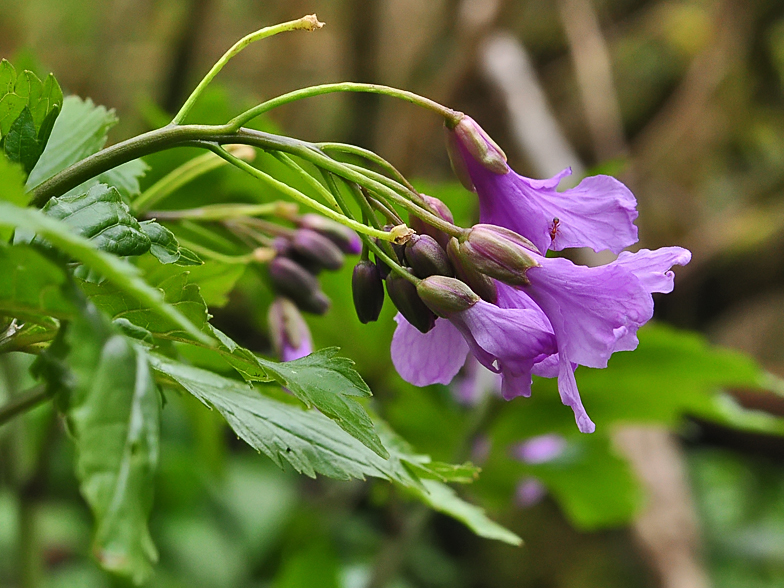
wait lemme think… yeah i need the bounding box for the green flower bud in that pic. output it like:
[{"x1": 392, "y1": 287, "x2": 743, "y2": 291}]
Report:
[
  {"x1": 457, "y1": 224, "x2": 539, "y2": 286},
  {"x1": 445, "y1": 115, "x2": 508, "y2": 191},
  {"x1": 446, "y1": 237, "x2": 498, "y2": 303},
  {"x1": 416, "y1": 275, "x2": 479, "y2": 317},
  {"x1": 386, "y1": 271, "x2": 436, "y2": 333},
  {"x1": 352, "y1": 260, "x2": 385, "y2": 323},
  {"x1": 405, "y1": 234, "x2": 453, "y2": 278}
]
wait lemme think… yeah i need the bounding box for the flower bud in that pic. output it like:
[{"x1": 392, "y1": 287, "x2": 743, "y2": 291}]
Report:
[
  {"x1": 385, "y1": 271, "x2": 436, "y2": 333},
  {"x1": 457, "y1": 225, "x2": 540, "y2": 286},
  {"x1": 446, "y1": 237, "x2": 498, "y2": 303},
  {"x1": 405, "y1": 234, "x2": 453, "y2": 278},
  {"x1": 291, "y1": 228, "x2": 345, "y2": 271},
  {"x1": 445, "y1": 115, "x2": 508, "y2": 191},
  {"x1": 416, "y1": 275, "x2": 479, "y2": 318},
  {"x1": 268, "y1": 297, "x2": 313, "y2": 361},
  {"x1": 352, "y1": 260, "x2": 385, "y2": 323},
  {"x1": 268, "y1": 256, "x2": 331, "y2": 315},
  {"x1": 297, "y1": 213, "x2": 362, "y2": 254},
  {"x1": 410, "y1": 195, "x2": 454, "y2": 249}
]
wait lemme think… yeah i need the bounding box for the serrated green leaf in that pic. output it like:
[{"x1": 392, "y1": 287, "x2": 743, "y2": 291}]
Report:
[
  {"x1": 174, "y1": 246, "x2": 204, "y2": 267},
  {"x1": 0, "y1": 199, "x2": 209, "y2": 344},
  {"x1": 27, "y1": 96, "x2": 117, "y2": 189},
  {"x1": 410, "y1": 461, "x2": 481, "y2": 484},
  {"x1": 41, "y1": 183, "x2": 151, "y2": 256},
  {"x1": 62, "y1": 305, "x2": 160, "y2": 582},
  {"x1": 411, "y1": 480, "x2": 522, "y2": 545},
  {"x1": 149, "y1": 353, "x2": 408, "y2": 483},
  {"x1": 0, "y1": 158, "x2": 30, "y2": 240},
  {"x1": 0, "y1": 61, "x2": 62, "y2": 171},
  {"x1": 4, "y1": 107, "x2": 41, "y2": 173},
  {"x1": 81, "y1": 272, "x2": 209, "y2": 342},
  {"x1": 256, "y1": 349, "x2": 388, "y2": 458},
  {"x1": 139, "y1": 221, "x2": 180, "y2": 264},
  {"x1": 0, "y1": 243, "x2": 75, "y2": 323}
]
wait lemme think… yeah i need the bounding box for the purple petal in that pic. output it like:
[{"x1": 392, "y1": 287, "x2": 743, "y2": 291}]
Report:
[
  {"x1": 391, "y1": 314, "x2": 469, "y2": 386},
  {"x1": 557, "y1": 354, "x2": 596, "y2": 433},
  {"x1": 467, "y1": 160, "x2": 638, "y2": 254},
  {"x1": 526, "y1": 255, "x2": 653, "y2": 368},
  {"x1": 281, "y1": 336, "x2": 312, "y2": 362},
  {"x1": 614, "y1": 247, "x2": 692, "y2": 294}
]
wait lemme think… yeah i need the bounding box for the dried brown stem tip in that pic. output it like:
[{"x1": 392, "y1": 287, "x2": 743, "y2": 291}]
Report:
[{"x1": 303, "y1": 15, "x2": 325, "y2": 30}]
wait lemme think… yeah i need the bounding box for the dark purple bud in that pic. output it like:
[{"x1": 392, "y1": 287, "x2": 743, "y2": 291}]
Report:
[
  {"x1": 352, "y1": 260, "x2": 385, "y2": 323},
  {"x1": 416, "y1": 275, "x2": 479, "y2": 318},
  {"x1": 457, "y1": 224, "x2": 539, "y2": 286},
  {"x1": 409, "y1": 195, "x2": 454, "y2": 249},
  {"x1": 446, "y1": 237, "x2": 498, "y2": 303},
  {"x1": 268, "y1": 256, "x2": 331, "y2": 315},
  {"x1": 405, "y1": 234, "x2": 453, "y2": 278},
  {"x1": 291, "y1": 228, "x2": 345, "y2": 271},
  {"x1": 385, "y1": 271, "x2": 436, "y2": 334},
  {"x1": 445, "y1": 115, "x2": 509, "y2": 191},
  {"x1": 298, "y1": 213, "x2": 362, "y2": 254},
  {"x1": 272, "y1": 236, "x2": 291, "y2": 255}
]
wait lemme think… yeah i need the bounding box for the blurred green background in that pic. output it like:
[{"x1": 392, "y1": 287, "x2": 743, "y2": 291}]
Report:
[{"x1": 5, "y1": 0, "x2": 784, "y2": 586}]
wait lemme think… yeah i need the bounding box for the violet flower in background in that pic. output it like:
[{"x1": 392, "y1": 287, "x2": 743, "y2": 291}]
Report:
[
  {"x1": 446, "y1": 115, "x2": 638, "y2": 254},
  {"x1": 512, "y1": 434, "x2": 568, "y2": 508},
  {"x1": 268, "y1": 297, "x2": 313, "y2": 362}
]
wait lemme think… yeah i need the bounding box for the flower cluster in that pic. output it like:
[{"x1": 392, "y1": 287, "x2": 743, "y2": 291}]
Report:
[
  {"x1": 266, "y1": 214, "x2": 360, "y2": 361},
  {"x1": 375, "y1": 115, "x2": 690, "y2": 433}
]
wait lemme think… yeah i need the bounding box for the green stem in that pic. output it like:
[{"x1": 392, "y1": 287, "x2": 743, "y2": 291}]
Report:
[
  {"x1": 133, "y1": 145, "x2": 254, "y2": 213},
  {"x1": 323, "y1": 173, "x2": 419, "y2": 285},
  {"x1": 317, "y1": 142, "x2": 417, "y2": 193},
  {"x1": 0, "y1": 384, "x2": 50, "y2": 428},
  {"x1": 227, "y1": 82, "x2": 462, "y2": 131},
  {"x1": 29, "y1": 125, "x2": 462, "y2": 241},
  {"x1": 175, "y1": 237, "x2": 260, "y2": 265},
  {"x1": 270, "y1": 152, "x2": 339, "y2": 209},
  {"x1": 146, "y1": 202, "x2": 281, "y2": 221},
  {"x1": 171, "y1": 15, "x2": 324, "y2": 125},
  {"x1": 209, "y1": 145, "x2": 397, "y2": 242}
]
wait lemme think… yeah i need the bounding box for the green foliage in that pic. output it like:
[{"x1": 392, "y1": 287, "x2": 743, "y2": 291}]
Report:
[
  {"x1": 56, "y1": 304, "x2": 160, "y2": 583},
  {"x1": 0, "y1": 243, "x2": 75, "y2": 324},
  {"x1": 41, "y1": 183, "x2": 152, "y2": 256},
  {"x1": 412, "y1": 480, "x2": 522, "y2": 545},
  {"x1": 26, "y1": 95, "x2": 148, "y2": 199},
  {"x1": 0, "y1": 59, "x2": 63, "y2": 174}
]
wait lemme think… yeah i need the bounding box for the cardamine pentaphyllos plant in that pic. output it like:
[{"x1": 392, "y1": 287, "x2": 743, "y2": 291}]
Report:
[{"x1": 0, "y1": 13, "x2": 691, "y2": 584}]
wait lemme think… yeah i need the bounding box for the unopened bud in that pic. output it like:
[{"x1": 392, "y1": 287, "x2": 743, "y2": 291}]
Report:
[
  {"x1": 445, "y1": 115, "x2": 508, "y2": 190},
  {"x1": 416, "y1": 275, "x2": 479, "y2": 317},
  {"x1": 405, "y1": 234, "x2": 453, "y2": 278},
  {"x1": 457, "y1": 225, "x2": 539, "y2": 286},
  {"x1": 298, "y1": 213, "x2": 362, "y2": 254},
  {"x1": 268, "y1": 256, "x2": 331, "y2": 315},
  {"x1": 446, "y1": 237, "x2": 498, "y2": 303},
  {"x1": 292, "y1": 228, "x2": 345, "y2": 271},
  {"x1": 352, "y1": 260, "x2": 385, "y2": 323},
  {"x1": 386, "y1": 271, "x2": 436, "y2": 334},
  {"x1": 268, "y1": 298, "x2": 313, "y2": 361},
  {"x1": 410, "y1": 195, "x2": 454, "y2": 248}
]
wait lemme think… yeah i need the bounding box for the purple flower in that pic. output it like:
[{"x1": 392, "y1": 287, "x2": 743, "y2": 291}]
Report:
[
  {"x1": 268, "y1": 298, "x2": 313, "y2": 362},
  {"x1": 446, "y1": 116, "x2": 638, "y2": 254},
  {"x1": 390, "y1": 246, "x2": 690, "y2": 433},
  {"x1": 515, "y1": 478, "x2": 547, "y2": 507},
  {"x1": 391, "y1": 297, "x2": 556, "y2": 400}
]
